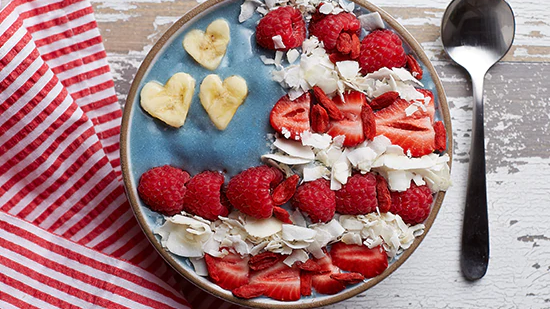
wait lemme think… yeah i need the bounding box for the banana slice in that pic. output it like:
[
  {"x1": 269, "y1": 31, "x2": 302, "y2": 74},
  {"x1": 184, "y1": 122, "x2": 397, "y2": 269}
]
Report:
[
  {"x1": 140, "y1": 72, "x2": 196, "y2": 128},
  {"x1": 183, "y1": 19, "x2": 230, "y2": 71},
  {"x1": 199, "y1": 74, "x2": 248, "y2": 130}
]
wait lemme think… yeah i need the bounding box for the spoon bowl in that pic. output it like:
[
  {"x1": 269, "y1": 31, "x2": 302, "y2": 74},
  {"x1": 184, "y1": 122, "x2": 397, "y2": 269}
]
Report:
[{"x1": 441, "y1": 0, "x2": 515, "y2": 281}]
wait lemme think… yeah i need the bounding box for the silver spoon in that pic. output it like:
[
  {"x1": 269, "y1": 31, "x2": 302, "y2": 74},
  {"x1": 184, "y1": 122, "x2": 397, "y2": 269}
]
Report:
[{"x1": 441, "y1": 0, "x2": 515, "y2": 280}]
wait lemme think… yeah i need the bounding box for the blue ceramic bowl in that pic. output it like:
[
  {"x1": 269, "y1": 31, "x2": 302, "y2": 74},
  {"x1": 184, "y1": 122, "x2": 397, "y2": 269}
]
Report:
[{"x1": 121, "y1": 0, "x2": 452, "y2": 307}]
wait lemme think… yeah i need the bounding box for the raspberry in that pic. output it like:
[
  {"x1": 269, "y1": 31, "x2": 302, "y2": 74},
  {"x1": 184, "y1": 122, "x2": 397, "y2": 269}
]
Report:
[
  {"x1": 183, "y1": 171, "x2": 229, "y2": 221},
  {"x1": 137, "y1": 165, "x2": 190, "y2": 216},
  {"x1": 292, "y1": 179, "x2": 335, "y2": 223},
  {"x1": 390, "y1": 182, "x2": 433, "y2": 225},
  {"x1": 335, "y1": 173, "x2": 377, "y2": 215},
  {"x1": 358, "y1": 30, "x2": 407, "y2": 74},
  {"x1": 226, "y1": 166, "x2": 283, "y2": 218},
  {"x1": 256, "y1": 6, "x2": 306, "y2": 50},
  {"x1": 309, "y1": 11, "x2": 361, "y2": 52}
]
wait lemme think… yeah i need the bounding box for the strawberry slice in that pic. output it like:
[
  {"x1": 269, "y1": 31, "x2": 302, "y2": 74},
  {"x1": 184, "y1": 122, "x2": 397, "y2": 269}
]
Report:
[
  {"x1": 205, "y1": 252, "x2": 250, "y2": 291},
  {"x1": 330, "y1": 242, "x2": 388, "y2": 278},
  {"x1": 248, "y1": 259, "x2": 301, "y2": 301},
  {"x1": 327, "y1": 91, "x2": 366, "y2": 147},
  {"x1": 375, "y1": 89, "x2": 436, "y2": 157},
  {"x1": 311, "y1": 254, "x2": 346, "y2": 295},
  {"x1": 270, "y1": 93, "x2": 311, "y2": 140}
]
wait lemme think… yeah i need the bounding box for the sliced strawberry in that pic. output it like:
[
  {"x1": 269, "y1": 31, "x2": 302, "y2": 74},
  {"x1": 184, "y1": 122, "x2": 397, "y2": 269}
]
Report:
[
  {"x1": 205, "y1": 252, "x2": 249, "y2": 291},
  {"x1": 330, "y1": 243, "x2": 388, "y2": 279},
  {"x1": 249, "y1": 259, "x2": 301, "y2": 301},
  {"x1": 327, "y1": 91, "x2": 366, "y2": 147},
  {"x1": 433, "y1": 120, "x2": 447, "y2": 152},
  {"x1": 270, "y1": 93, "x2": 311, "y2": 141},
  {"x1": 311, "y1": 254, "x2": 345, "y2": 295},
  {"x1": 375, "y1": 90, "x2": 436, "y2": 157}
]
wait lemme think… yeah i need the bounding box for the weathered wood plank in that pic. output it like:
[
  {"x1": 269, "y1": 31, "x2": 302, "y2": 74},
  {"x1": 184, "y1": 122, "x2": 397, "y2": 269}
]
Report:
[
  {"x1": 91, "y1": 0, "x2": 550, "y2": 307},
  {"x1": 93, "y1": 0, "x2": 550, "y2": 62}
]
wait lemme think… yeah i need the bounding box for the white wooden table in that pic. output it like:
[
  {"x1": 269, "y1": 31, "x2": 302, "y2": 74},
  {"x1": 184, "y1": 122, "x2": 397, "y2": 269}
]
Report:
[{"x1": 93, "y1": 0, "x2": 550, "y2": 307}]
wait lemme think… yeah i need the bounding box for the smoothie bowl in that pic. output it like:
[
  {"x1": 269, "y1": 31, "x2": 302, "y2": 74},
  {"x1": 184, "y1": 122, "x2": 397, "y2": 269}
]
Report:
[{"x1": 120, "y1": 0, "x2": 452, "y2": 307}]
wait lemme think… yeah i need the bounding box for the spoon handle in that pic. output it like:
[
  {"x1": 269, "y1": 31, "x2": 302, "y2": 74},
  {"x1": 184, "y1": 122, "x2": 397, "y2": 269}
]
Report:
[{"x1": 461, "y1": 70, "x2": 490, "y2": 280}]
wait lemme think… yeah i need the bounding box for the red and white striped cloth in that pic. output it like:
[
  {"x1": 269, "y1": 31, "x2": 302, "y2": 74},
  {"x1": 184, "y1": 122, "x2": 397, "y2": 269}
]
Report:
[{"x1": 0, "y1": 0, "x2": 239, "y2": 308}]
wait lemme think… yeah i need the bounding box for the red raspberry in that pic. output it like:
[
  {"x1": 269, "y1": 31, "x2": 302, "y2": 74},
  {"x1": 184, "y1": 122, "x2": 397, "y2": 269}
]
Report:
[
  {"x1": 309, "y1": 11, "x2": 361, "y2": 51},
  {"x1": 292, "y1": 179, "x2": 335, "y2": 223},
  {"x1": 226, "y1": 166, "x2": 283, "y2": 218},
  {"x1": 358, "y1": 29, "x2": 407, "y2": 74},
  {"x1": 390, "y1": 182, "x2": 433, "y2": 225},
  {"x1": 137, "y1": 165, "x2": 190, "y2": 216},
  {"x1": 183, "y1": 171, "x2": 229, "y2": 221},
  {"x1": 335, "y1": 173, "x2": 377, "y2": 215},
  {"x1": 256, "y1": 6, "x2": 306, "y2": 50}
]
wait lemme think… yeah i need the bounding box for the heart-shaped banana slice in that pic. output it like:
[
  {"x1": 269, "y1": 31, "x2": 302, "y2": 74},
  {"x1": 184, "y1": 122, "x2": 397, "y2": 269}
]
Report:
[
  {"x1": 140, "y1": 72, "x2": 196, "y2": 128},
  {"x1": 199, "y1": 74, "x2": 248, "y2": 130},
  {"x1": 183, "y1": 19, "x2": 230, "y2": 71}
]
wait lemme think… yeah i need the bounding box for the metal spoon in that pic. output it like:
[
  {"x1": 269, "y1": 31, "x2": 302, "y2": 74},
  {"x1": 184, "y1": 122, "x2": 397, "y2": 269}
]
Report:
[{"x1": 441, "y1": 0, "x2": 515, "y2": 280}]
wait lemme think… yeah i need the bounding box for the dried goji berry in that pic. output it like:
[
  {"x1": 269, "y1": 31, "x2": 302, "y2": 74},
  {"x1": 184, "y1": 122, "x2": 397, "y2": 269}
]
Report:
[
  {"x1": 311, "y1": 104, "x2": 330, "y2": 133},
  {"x1": 233, "y1": 284, "x2": 267, "y2": 299},
  {"x1": 375, "y1": 174, "x2": 391, "y2": 212},
  {"x1": 297, "y1": 259, "x2": 322, "y2": 273},
  {"x1": 329, "y1": 52, "x2": 352, "y2": 64},
  {"x1": 406, "y1": 54, "x2": 423, "y2": 80},
  {"x1": 248, "y1": 252, "x2": 281, "y2": 271},
  {"x1": 312, "y1": 86, "x2": 344, "y2": 120},
  {"x1": 273, "y1": 206, "x2": 293, "y2": 224},
  {"x1": 300, "y1": 271, "x2": 313, "y2": 296},
  {"x1": 350, "y1": 33, "x2": 360, "y2": 59},
  {"x1": 369, "y1": 91, "x2": 399, "y2": 110},
  {"x1": 273, "y1": 174, "x2": 300, "y2": 205},
  {"x1": 336, "y1": 32, "x2": 352, "y2": 54},
  {"x1": 361, "y1": 103, "x2": 376, "y2": 141},
  {"x1": 330, "y1": 272, "x2": 365, "y2": 285}
]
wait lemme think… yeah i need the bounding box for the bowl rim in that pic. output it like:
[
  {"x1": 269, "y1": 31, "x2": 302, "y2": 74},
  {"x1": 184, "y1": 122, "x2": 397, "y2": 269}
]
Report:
[{"x1": 120, "y1": 0, "x2": 453, "y2": 307}]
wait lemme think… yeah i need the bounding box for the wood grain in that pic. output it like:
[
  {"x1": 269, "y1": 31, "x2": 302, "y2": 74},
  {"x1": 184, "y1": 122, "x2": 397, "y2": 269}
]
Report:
[{"x1": 92, "y1": 0, "x2": 550, "y2": 307}]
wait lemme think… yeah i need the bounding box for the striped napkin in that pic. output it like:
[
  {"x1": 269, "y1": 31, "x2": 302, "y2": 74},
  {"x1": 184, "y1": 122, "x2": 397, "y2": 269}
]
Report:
[{"x1": 0, "y1": 0, "x2": 238, "y2": 308}]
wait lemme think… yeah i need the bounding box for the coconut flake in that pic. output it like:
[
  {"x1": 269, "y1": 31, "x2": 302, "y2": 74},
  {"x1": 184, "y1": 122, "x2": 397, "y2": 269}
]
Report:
[
  {"x1": 301, "y1": 131, "x2": 332, "y2": 149},
  {"x1": 190, "y1": 257, "x2": 209, "y2": 276},
  {"x1": 272, "y1": 35, "x2": 286, "y2": 49},
  {"x1": 339, "y1": 0, "x2": 355, "y2": 12},
  {"x1": 239, "y1": 0, "x2": 262, "y2": 23},
  {"x1": 282, "y1": 224, "x2": 317, "y2": 241},
  {"x1": 386, "y1": 170, "x2": 414, "y2": 192},
  {"x1": 319, "y1": 2, "x2": 334, "y2": 14},
  {"x1": 273, "y1": 137, "x2": 315, "y2": 160},
  {"x1": 287, "y1": 49, "x2": 300, "y2": 64},
  {"x1": 311, "y1": 219, "x2": 345, "y2": 239},
  {"x1": 260, "y1": 55, "x2": 276, "y2": 65},
  {"x1": 283, "y1": 249, "x2": 309, "y2": 267},
  {"x1": 262, "y1": 153, "x2": 312, "y2": 165},
  {"x1": 264, "y1": 0, "x2": 276, "y2": 9},
  {"x1": 358, "y1": 12, "x2": 385, "y2": 31},
  {"x1": 290, "y1": 210, "x2": 308, "y2": 227},
  {"x1": 341, "y1": 232, "x2": 363, "y2": 245},
  {"x1": 303, "y1": 165, "x2": 330, "y2": 182},
  {"x1": 405, "y1": 103, "x2": 419, "y2": 116},
  {"x1": 336, "y1": 61, "x2": 360, "y2": 80},
  {"x1": 245, "y1": 216, "x2": 282, "y2": 238}
]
